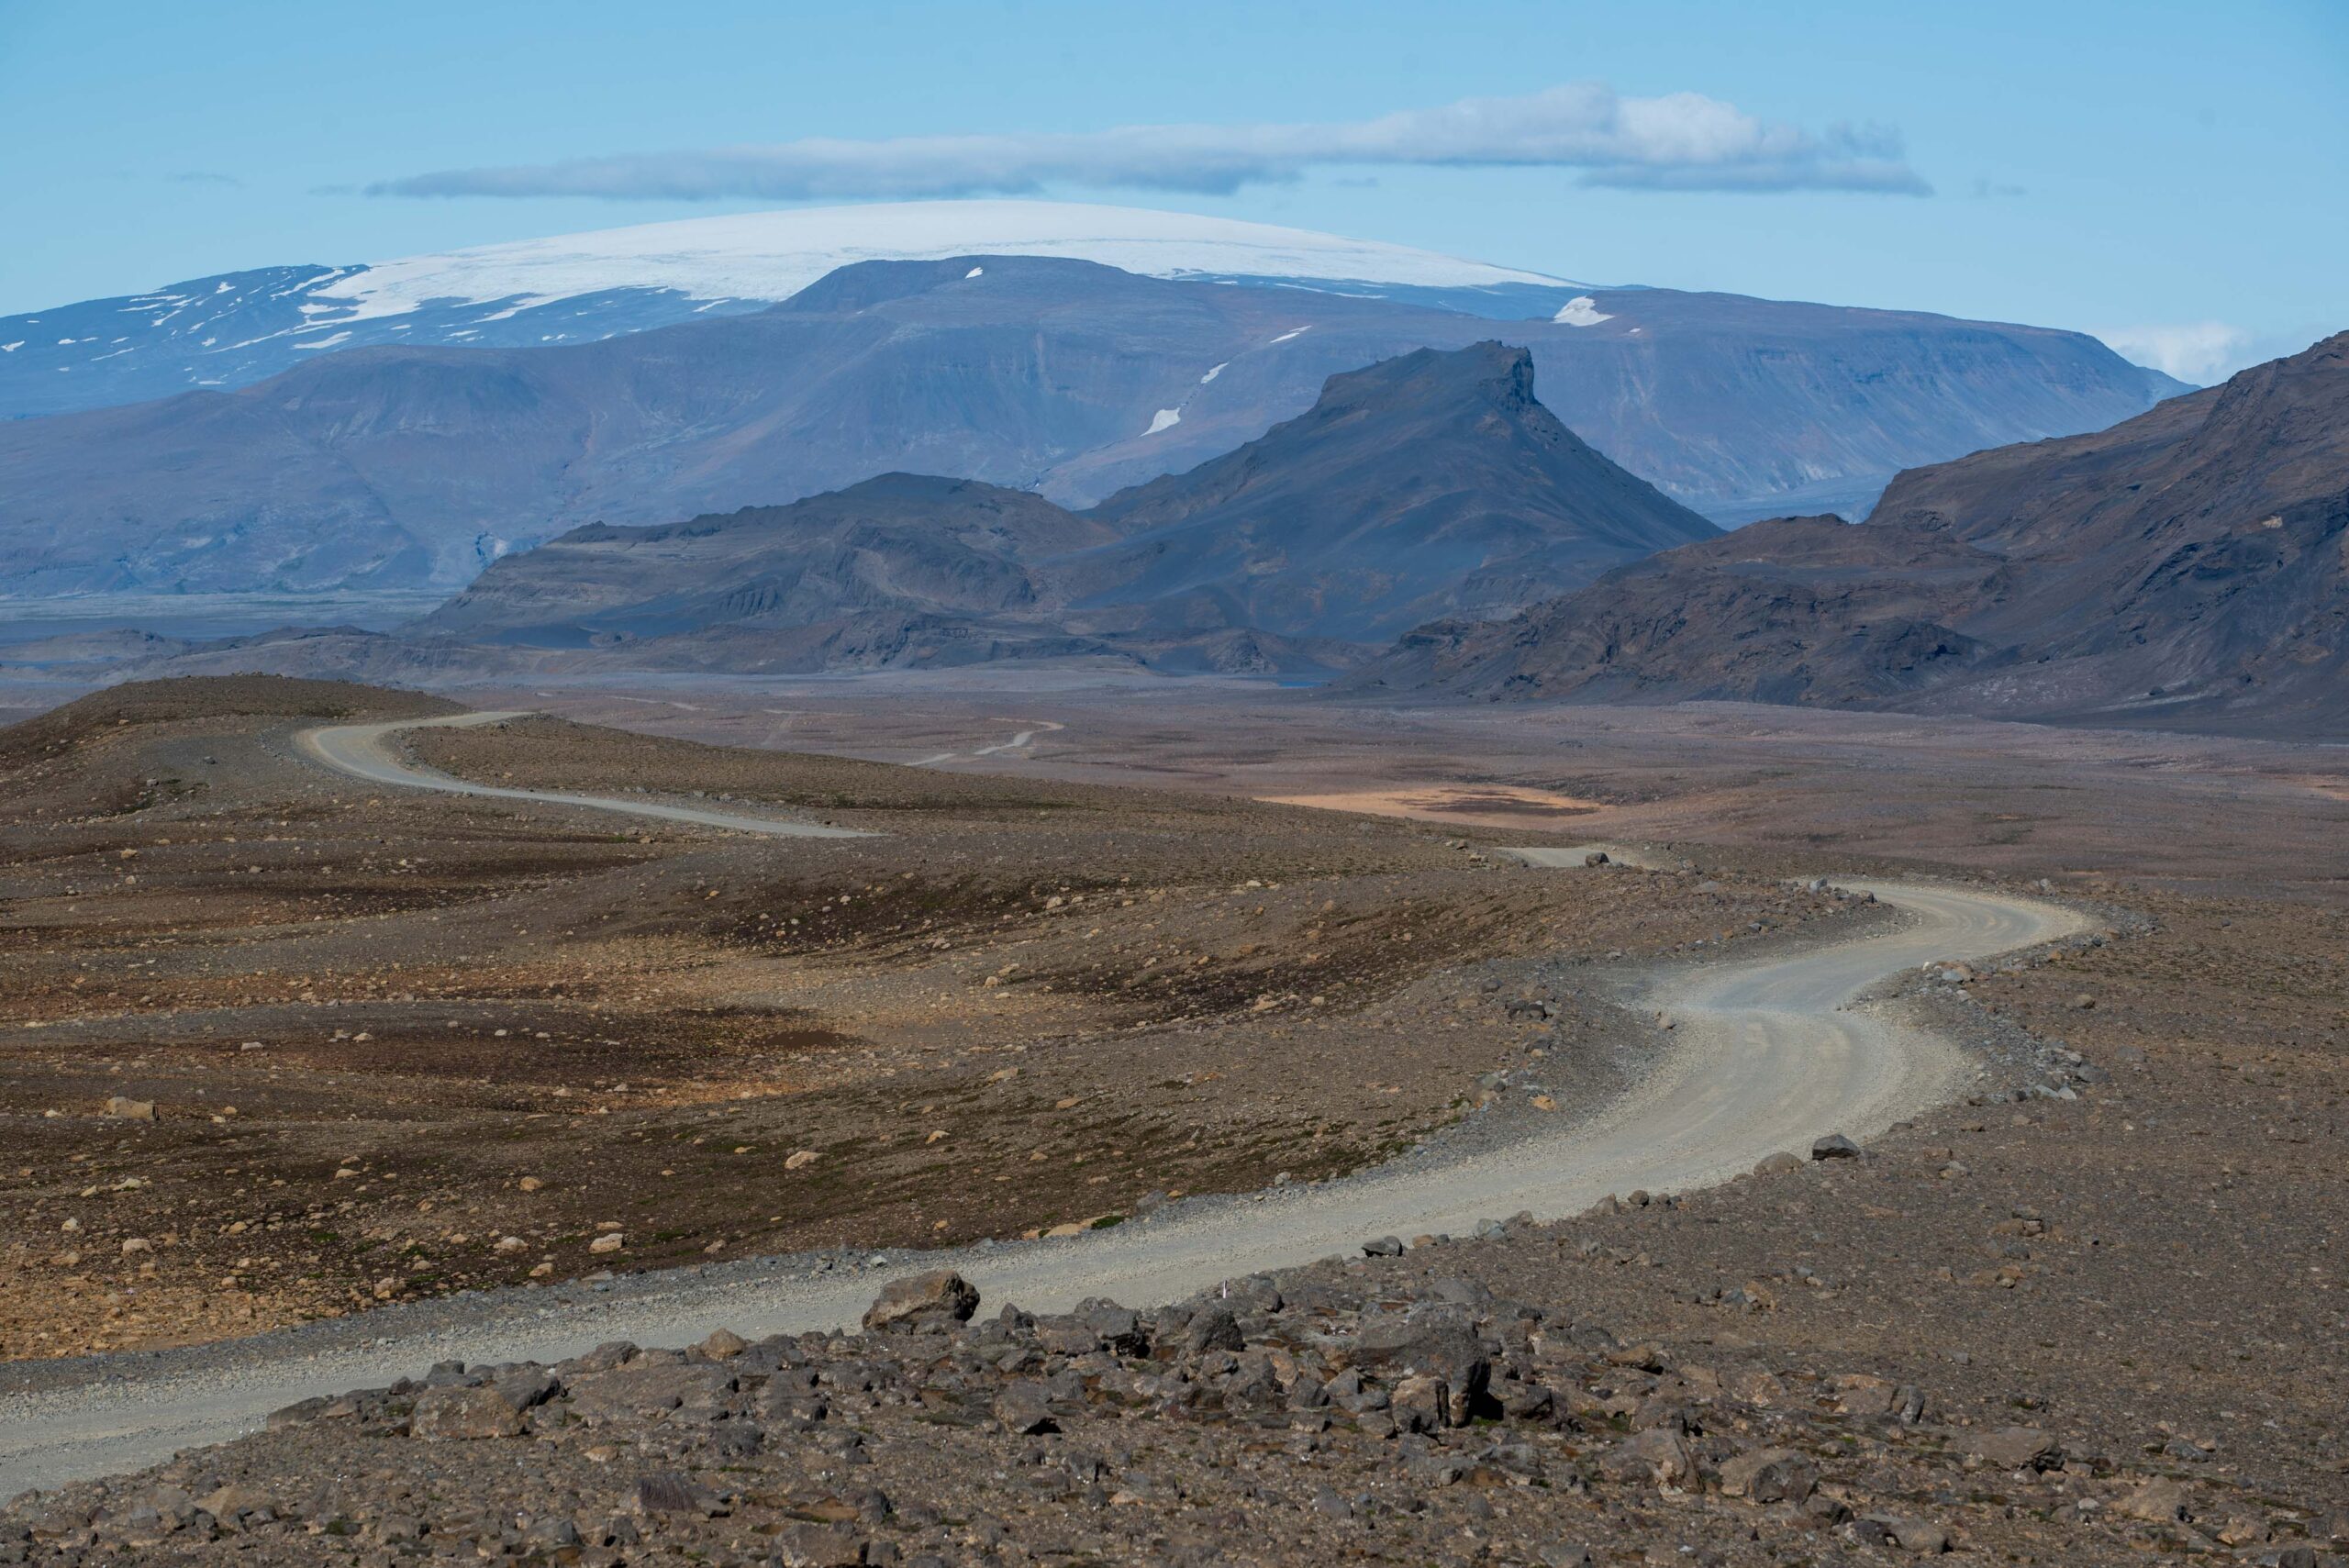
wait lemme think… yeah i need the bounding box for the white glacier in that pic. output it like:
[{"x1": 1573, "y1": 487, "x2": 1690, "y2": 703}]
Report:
[{"x1": 301, "y1": 200, "x2": 1571, "y2": 323}]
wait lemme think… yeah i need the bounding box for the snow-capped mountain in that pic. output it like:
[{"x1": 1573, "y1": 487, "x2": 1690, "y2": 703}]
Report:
[
  {"x1": 0, "y1": 202, "x2": 1589, "y2": 421},
  {"x1": 0, "y1": 252, "x2": 2189, "y2": 597}
]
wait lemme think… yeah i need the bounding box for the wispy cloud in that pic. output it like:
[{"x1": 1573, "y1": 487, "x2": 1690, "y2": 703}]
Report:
[
  {"x1": 367, "y1": 83, "x2": 1931, "y2": 203},
  {"x1": 164, "y1": 171, "x2": 245, "y2": 188},
  {"x1": 2096, "y1": 322, "x2": 2254, "y2": 384}
]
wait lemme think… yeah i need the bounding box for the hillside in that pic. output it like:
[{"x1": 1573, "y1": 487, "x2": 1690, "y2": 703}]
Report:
[
  {"x1": 0, "y1": 255, "x2": 2180, "y2": 597},
  {"x1": 415, "y1": 342, "x2": 1713, "y2": 665},
  {"x1": 1065, "y1": 343, "x2": 1719, "y2": 639},
  {"x1": 1357, "y1": 332, "x2": 2349, "y2": 735}
]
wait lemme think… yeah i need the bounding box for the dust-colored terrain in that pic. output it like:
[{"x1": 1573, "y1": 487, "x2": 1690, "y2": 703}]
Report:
[
  {"x1": 4, "y1": 670, "x2": 2347, "y2": 1565},
  {"x1": 0, "y1": 677, "x2": 1867, "y2": 1362}
]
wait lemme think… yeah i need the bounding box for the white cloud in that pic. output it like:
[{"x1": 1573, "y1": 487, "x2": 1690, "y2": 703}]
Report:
[
  {"x1": 2095, "y1": 322, "x2": 2254, "y2": 384},
  {"x1": 370, "y1": 83, "x2": 1929, "y2": 203}
]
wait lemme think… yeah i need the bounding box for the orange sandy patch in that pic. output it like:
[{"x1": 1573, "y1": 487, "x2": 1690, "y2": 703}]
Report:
[
  {"x1": 1262, "y1": 784, "x2": 1605, "y2": 829},
  {"x1": 2279, "y1": 773, "x2": 2349, "y2": 803}
]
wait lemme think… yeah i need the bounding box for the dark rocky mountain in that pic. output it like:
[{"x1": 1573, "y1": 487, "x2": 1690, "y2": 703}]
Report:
[
  {"x1": 1357, "y1": 332, "x2": 2349, "y2": 736},
  {"x1": 413, "y1": 341, "x2": 1711, "y2": 669},
  {"x1": 0, "y1": 256, "x2": 2181, "y2": 598},
  {"x1": 1064, "y1": 343, "x2": 1719, "y2": 640},
  {"x1": 420, "y1": 473, "x2": 1134, "y2": 671}
]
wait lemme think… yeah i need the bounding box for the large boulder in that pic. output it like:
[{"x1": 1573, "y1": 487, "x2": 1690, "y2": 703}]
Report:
[
  {"x1": 407, "y1": 1385, "x2": 524, "y2": 1440},
  {"x1": 862, "y1": 1269, "x2": 980, "y2": 1333},
  {"x1": 1346, "y1": 1304, "x2": 1491, "y2": 1426},
  {"x1": 565, "y1": 1362, "x2": 733, "y2": 1423}
]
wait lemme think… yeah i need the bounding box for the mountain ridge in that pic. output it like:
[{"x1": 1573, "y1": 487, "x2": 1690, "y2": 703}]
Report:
[
  {"x1": 1352, "y1": 331, "x2": 2349, "y2": 736},
  {"x1": 416, "y1": 341, "x2": 1714, "y2": 668},
  {"x1": 0, "y1": 256, "x2": 2184, "y2": 598}
]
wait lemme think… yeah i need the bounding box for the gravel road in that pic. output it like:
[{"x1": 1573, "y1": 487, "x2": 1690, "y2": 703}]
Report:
[
  {"x1": 0, "y1": 736, "x2": 2086, "y2": 1498},
  {"x1": 297, "y1": 712, "x2": 871, "y2": 838}
]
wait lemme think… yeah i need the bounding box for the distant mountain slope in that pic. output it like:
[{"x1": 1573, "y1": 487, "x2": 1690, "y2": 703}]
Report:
[
  {"x1": 0, "y1": 202, "x2": 1572, "y2": 422},
  {"x1": 417, "y1": 341, "x2": 1702, "y2": 663},
  {"x1": 1065, "y1": 343, "x2": 1720, "y2": 639},
  {"x1": 1357, "y1": 332, "x2": 2349, "y2": 736},
  {"x1": 0, "y1": 255, "x2": 2185, "y2": 596},
  {"x1": 423, "y1": 473, "x2": 1115, "y2": 662}
]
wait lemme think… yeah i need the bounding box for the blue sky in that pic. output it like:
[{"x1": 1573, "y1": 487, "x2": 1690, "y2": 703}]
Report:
[{"x1": 1, "y1": 0, "x2": 2340, "y2": 378}]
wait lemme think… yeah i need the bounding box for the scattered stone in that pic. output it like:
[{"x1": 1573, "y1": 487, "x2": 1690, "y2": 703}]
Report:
[
  {"x1": 1810, "y1": 1133, "x2": 1863, "y2": 1161},
  {"x1": 195, "y1": 1484, "x2": 272, "y2": 1523},
  {"x1": 1863, "y1": 1514, "x2": 1953, "y2": 1554},
  {"x1": 1362, "y1": 1235, "x2": 1404, "y2": 1257},
  {"x1": 1970, "y1": 1426, "x2": 2062, "y2": 1472},
  {"x1": 621, "y1": 1471, "x2": 723, "y2": 1518},
  {"x1": 993, "y1": 1382, "x2": 1059, "y2": 1435},
  {"x1": 1598, "y1": 1427, "x2": 1696, "y2": 1486},
  {"x1": 104, "y1": 1096, "x2": 156, "y2": 1121},
  {"x1": 1720, "y1": 1448, "x2": 1818, "y2": 1504},
  {"x1": 408, "y1": 1385, "x2": 524, "y2": 1440},
  {"x1": 774, "y1": 1520, "x2": 867, "y2": 1566},
  {"x1": 1752, "y1": 1151, "x2": 1804, "y2": 1176}
]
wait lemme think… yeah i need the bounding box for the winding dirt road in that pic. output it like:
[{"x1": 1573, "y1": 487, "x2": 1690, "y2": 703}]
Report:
[
  {"x1": 0, "y1": 730, "x2": 2087, "y2": 1497},
  {"x1": 297, "y1": 712, "x2": 870, "y2": 838}
]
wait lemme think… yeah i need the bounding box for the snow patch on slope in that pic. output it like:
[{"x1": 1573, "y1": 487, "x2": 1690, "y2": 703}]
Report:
[
  {"x1": 1553, "y1": 295, "x2": 1613, "y2": 327},
  {"x1": 1145, "y1": 407, "x2": 1183, "y2": 435},
  {"x1": 305, "y1": 200, "x2": 1571, "y2": 323}
]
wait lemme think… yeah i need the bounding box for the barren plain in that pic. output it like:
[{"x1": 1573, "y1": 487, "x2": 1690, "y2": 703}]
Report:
[{"x1": 2, "y1": 670, "x2": 2345, "y2": 1565}]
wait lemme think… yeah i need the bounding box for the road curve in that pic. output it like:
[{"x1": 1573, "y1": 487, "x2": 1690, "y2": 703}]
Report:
[
  {"x1": 296, "y1": 713, "x2": 871, "y2": 839},
  {"x1": 0, "y1": 831, "x2": 2085, "y2": 1496}
]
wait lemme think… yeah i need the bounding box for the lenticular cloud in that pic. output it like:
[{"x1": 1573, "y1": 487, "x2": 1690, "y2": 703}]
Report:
[{"x1": 370, "y1": 83, "x2": 1930, "y2": 203}]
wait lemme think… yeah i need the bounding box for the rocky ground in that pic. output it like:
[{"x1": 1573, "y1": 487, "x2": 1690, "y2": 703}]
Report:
[
  {"x1": 6, "y1": 1114, "x2": 2343, "y2": 1568},
  {"x1": 3, "y1": 673, "x2": 2344, "y2": 1564},
  {"x1": 0, "y1": 678, "x2": 1871, "y2": 1360}
]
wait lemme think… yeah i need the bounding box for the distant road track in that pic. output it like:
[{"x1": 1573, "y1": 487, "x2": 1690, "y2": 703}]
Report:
[
  {"x1": 296, "y1": 712, "x2": 870, "y2": 838},
  {"x1": 0, "y1": 774, "x2": 2087, "y2": 1496}
]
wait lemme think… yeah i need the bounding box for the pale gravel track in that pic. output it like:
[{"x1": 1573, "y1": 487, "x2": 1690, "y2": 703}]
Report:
[
  {"x1": 0, "y1": 759, "x2": 2086, "y2": 1498},
  {"x1": 296, "y1": 712, "x2": 871, "y2": 838}
]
